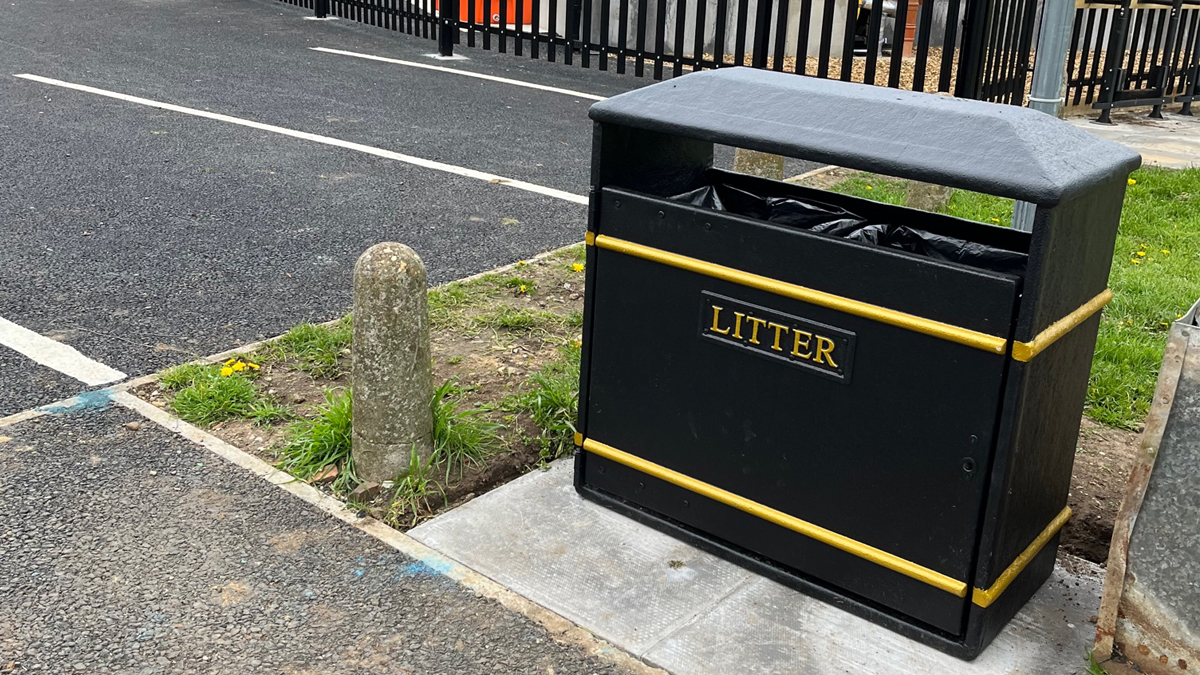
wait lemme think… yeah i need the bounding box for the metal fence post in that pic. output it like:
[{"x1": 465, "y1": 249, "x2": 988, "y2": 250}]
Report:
[
  {"x1": 439, "y1": 0, "x2": 457, "y2": 57},
  {"x1": 315, "y1": 0, "x2": 329, "y2": 18},
  {"x1": 1012, "y1": 0, "x2": 1075, "y2": 232}
]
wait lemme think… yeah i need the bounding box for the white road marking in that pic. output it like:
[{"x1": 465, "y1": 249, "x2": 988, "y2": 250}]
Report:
[
  {"x1": 0, "y1": 316, "x2": 125, "y2": 386},
  {"x1": 311, "y1": 47, "x2": 609, "y2": 101},
  {"x1": 13, "y1": 74, "x2": 589, "y2": 206}
]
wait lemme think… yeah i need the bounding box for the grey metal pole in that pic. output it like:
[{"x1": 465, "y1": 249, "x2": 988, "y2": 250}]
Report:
[{"x1": 1012, "y1": 0, "x2": 1076, "y2": 232}]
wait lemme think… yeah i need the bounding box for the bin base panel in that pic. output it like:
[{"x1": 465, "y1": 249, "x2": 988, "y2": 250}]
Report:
[{"x1": 574, "y1": 479, "x2": 996, "y2": 660}]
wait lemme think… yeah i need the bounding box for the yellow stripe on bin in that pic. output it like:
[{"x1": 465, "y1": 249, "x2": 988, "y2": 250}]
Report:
[
  {"x1": 581, "y1": 437, "x2": 970, "y2": 597},
  {"x1": 591, "y1": 235, "x2": 1009, "y2": 355},
  {"x1": 1011, "y1": 290, "x2": 1112, "y2": 362},
  {"x1": 972, "y1": 506, "x2": 1072, "y2": 607}
]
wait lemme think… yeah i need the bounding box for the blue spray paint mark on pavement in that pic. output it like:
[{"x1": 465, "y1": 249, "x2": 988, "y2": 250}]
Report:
[
  {"x1": 36, "y1": 389, "x2": 114, "y2": 415},
  {"x1": 397, "y1": 559, "x2": 453, "y2": 578}
]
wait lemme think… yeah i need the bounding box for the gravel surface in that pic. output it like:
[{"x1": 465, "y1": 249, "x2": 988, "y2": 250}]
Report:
[
  {"x1": 0, "y1": 346, "x2": 87, "y2": 418},
  {"x1": 0, "y1": 406, "x2": 632, "y2": 674}
]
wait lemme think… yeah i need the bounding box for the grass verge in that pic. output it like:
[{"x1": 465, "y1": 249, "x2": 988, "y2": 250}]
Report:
[{"x1": 828, "y1": 167, "x2": 1200, "y2": 429}]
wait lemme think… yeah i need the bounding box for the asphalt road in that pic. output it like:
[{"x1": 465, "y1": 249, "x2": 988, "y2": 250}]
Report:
[
  {"x1": 0, "y1": 405, "x2": 630, "y2": 674},
  {"x1": 0, "y1": 0, "x2": 818, "y2": 414},
  {"x1": 0, "y1": 0, "x2": 622, "y2": 413}
]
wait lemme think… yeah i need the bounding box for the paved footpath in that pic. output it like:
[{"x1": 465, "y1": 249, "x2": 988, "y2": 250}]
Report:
[{"x1": 0, "y1": 405, "x2": 633, "y2": 674}]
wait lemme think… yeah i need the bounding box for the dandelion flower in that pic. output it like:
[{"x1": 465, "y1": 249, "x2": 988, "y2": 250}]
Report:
[
  {"x1": 232, "y1": 361, "x2": 246, "y2": 372},
  {"x1": 247, "y1": 362, "x2": 260, "y2": 371},
  {"x1": 519, "y1": 284, "x2": 527, "y2": 294},
  {"x1": 1128, "y1": 178, "x2": 1137, "y2": 186},
  {"x1": 1132, "y1": 259, "x2": 1142, "y2": 264},
  {"x1": 865, "y1": 186, "x2": 873, "y2": 190},
  {"x1": 1137, "y1": 251, "x2": 1146, "y2": 257},
  {"x1": 1162, "y1": 249, "x2": 1171, "y2": 254},
  {"x1": 516, "y1": 260, "x2": 527, "y2": 267},
  {"x1": 572, "y1": 263, "x2": 585, "y2": 272},
  {"x1": 990, "y1": 218, "x2": 1000, "y2": 223},
  {"x1": 220, "y1": 366, "x2": 234, "y2": 377},
  {"x1": 224, "y1": 358, "x2": 236, "y2": 366}
]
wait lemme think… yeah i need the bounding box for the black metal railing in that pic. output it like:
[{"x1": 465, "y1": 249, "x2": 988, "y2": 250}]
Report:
[
  {"x1": 1066, "y1": 0, "x2": 1200, "y2": 120},
  {"x1": 278, "y1": 0, "x2": 1041, "y2": 104}
]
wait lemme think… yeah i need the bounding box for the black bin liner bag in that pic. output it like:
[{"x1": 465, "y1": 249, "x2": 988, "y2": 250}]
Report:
[{"x1": 672, "y1": 183, "x2": 1026, "y2": 277}]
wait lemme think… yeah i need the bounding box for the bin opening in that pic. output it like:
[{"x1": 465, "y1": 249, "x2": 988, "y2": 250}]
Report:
[{"x1": 672, "y1": 181, "x2": 1027, "y2": 277}]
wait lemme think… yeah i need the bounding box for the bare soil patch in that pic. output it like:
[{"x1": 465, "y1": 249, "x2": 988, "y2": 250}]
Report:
[{"x1": 137, "y1": 246, "x2": 587, "y2": 530}]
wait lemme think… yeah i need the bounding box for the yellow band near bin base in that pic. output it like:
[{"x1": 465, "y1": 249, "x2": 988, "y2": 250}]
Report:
[
  {"x1": 579, "y1": 436, "x2": 969, "y2": 597},
  {"x1": 575, "y1": 434, "x2": 1072, "y2": 607},
  {"x1": 971, "y1": 506, "x2": 1072, "y2": 607}
]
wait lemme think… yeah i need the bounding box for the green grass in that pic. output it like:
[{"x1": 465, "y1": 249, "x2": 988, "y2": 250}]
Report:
[
  {"x1": 386, "y1": 446, "x2": 440, "y2": 528},
  {"x1": 159, "y1": 360, "x2": 285, "y2": 427},
  {"x1": 829, "y1": 167, "x2": 1200, "y2": 429},
  {"x1": 1086, "y1": 650, "x2": 1111, "y2": 675},
  {"x1": 260, "y1": 315, "x2": 353, "y2": 378},
  {"x1": 502, "y1": 275, "x2": 535, "y2": 294},
  {"x1": 472, "y1": 306, "x2": 575, "y2": 333},
  {"x1": 519, "y1": 342, "x2": 582, "y2": 460},
  {"x1": 277, "y1": 388, "x2": 357, "y2": 493},
  {"x1": 430, "y1": 379, "x2": 501, "y2": 480}
]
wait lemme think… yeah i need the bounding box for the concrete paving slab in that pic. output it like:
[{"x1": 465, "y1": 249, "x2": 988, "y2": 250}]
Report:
[
  {"x1": 1070, "y1": 112, "x2": 1200, "y2": 168},
  {"x1": 644, "y1": 567, "x2": 1101, "y2": 675},
  {"x1": 411, "y1": 458, "x2": 1106, "y2": 674},
  {"x1": 410, "y1": 461, "x2": 756, "y2": 655}
]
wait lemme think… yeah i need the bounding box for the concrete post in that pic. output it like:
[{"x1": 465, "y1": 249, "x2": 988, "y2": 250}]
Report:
[
  {"x1": 733, "y1": 148, "x2": 785, "y2": 180},
  {"x1": 352, "y1": 242, "x2": 434, "y2": 482}
]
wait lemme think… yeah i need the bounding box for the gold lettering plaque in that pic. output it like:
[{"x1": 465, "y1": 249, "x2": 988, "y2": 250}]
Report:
[{"x1": 701, "y1": 292, "x2": 855, "y2": 382}]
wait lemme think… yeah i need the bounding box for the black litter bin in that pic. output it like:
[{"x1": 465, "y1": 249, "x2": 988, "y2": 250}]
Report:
[{"x1": 572, "y1": 68, "x2": 1141, "y2": 659}]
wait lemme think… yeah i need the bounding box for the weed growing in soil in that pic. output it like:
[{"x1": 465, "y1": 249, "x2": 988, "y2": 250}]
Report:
[
  {"x1": 1086, "y1": 651, "x2": 1111, "y2": 675},
  {"x1": 260, "y1": 316, "x2": 353, "y2": 378},
  {"x1": 159, "y1": 363, "x2": 212, "y2": 391},
  {"x1": 431, "y1": 379, "x2": 501, "y2": 480},
  {"x1": 520, "y1": 343, "x2": 582, "y2": 460},
  {"x1": 277, "y1": 388, "x2": 357, "y2": 493},
  {"x1": 161, "y1": 361, "x2": 279, "y2": 427},
  {"x1": 245, "y1": 400, "x2": 294, "y2": 427},
  {"x1": 473, "y1": 307, "x2": 572, "y2": 333},
  {"x1": 386, "y1": 446, "x2": 441, "y2": 528}
]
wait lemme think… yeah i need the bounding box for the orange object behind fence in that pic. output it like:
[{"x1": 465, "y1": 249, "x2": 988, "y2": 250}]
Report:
[{"x1": 437, "y1": 0, "x2": 533, "y2": 25}]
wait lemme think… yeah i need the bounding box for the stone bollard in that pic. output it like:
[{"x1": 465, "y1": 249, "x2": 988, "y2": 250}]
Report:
[{"x1": 351, "y1": 243, "x2": 433, "y2": 483}]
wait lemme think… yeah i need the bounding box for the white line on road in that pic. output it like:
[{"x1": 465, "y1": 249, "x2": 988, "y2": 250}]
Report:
[
  {"x1": 13, "y1": 73, "x2": 589, "y2": 206},
  {"x1": 311, "y1": 47, "x2": 609, "y2": 101},
  {"x1": 0, "y1": 316, "x2": 125, "y2": 386}
]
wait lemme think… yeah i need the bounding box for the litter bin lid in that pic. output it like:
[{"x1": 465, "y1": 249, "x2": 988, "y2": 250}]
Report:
[{"x1": 589, "y1": 68, "x2": 1142, "y2": 206}]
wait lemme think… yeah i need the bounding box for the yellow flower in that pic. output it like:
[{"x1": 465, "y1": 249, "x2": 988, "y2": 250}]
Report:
[
  {"x1": 1128, "y1": 178, "x2": 1137, "y2": 186},
  {"x1": 865, "y1": 186, "x2": 873, "y2": 190},
  {"x1": 519, "y1": 284, "x2": 527, "y2": 294},
  {"x1": 1136, "y1": 251, "x2": 1146, "y2": 257},
  {"x1": 232, "y1": 361, "x2": 246, "y2": 372},
  {"x1": 220, "y1": 366, "x2": 234, "y2": 377},
  {"x1": 990, "y1": 218, "x2": 1000, "y2": 223},
  {"x1": 224, "y1": 358, "x2": 236, "y2": 366},
  {"x1": 572, "y1": 263, "x2": 585, "y2": 272},
  {"x1": 1162, "y1": 249, "x2": 1170, "y2": 254},
  {"x1": 516, "y1": 260, "x2": 526, "y2": 267},
  {"x1": 247, "y1": 362, "x2": 260, "y2": 371},
  {"x1": 1131, "y1": 259, "x2": 1142, "y2": 264}
]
